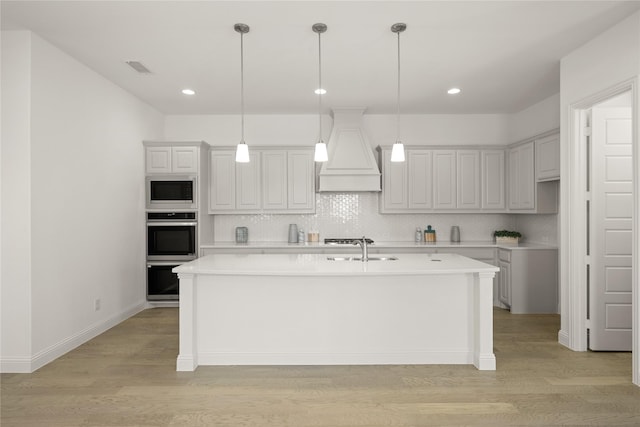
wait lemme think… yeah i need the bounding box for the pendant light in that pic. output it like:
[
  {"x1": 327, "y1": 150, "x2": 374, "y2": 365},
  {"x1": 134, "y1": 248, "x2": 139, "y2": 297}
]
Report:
[
  {"x1": 234, "y1": 23, "x2": 250, "y2": 163},
  {"x1": 313, "y1": 23, "x2": 328, "y2": 162},
  {"x1": 390, "y1": 23, "x2": 406, "y2": 162}
]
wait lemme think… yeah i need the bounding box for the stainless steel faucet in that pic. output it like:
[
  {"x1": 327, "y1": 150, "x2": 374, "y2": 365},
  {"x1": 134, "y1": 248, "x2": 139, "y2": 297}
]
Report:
[{"x1": 353, "y1": 236, "x2": 369, "y2": 261}]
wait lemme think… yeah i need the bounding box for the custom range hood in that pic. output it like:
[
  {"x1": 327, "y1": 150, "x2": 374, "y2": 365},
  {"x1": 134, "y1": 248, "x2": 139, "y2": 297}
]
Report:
[{"x1": 318, "y1": 108, "x2": 381, "y2": 192}]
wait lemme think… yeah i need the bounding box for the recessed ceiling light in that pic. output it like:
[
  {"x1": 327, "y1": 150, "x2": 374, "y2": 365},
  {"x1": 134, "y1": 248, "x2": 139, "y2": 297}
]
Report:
[
  {"x1": 182, "y1": 89, "x2": 196, "y2": 95},
  {"x1": 314, "y1": 88, "x2": 327, "y2": 95},
  {"x1": 447, "y1": 87, "x2": 461, "y2": 95}
]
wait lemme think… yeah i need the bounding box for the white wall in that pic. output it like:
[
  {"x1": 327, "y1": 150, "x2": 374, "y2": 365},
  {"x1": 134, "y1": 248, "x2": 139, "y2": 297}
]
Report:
[
  {"x1": 509, "y1": 93, "x2": 561, "y2": 143},
  {"x1": 164, "y1": 113, "x2": 512, "y2": 148},
  {"x1": 1, "y1": 31, "x2": 33, "y2": 370},
  {"x1": 559, "y1": 11, "x2": 640, "y2": 385},
  {"x1": 0, "y1": 31, "x2": 164, "y2": 372}
]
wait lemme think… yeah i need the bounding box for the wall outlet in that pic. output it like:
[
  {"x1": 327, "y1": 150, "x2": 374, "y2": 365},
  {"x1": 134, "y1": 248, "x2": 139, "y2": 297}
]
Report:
[{"x1": 94, "y1": 298, "x2": 101, "y2": 311}]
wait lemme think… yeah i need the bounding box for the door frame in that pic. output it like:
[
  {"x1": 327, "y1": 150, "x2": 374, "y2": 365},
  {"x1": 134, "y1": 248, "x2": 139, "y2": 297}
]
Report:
[{"x1": 562, "y1": 78, "x2": 639, "y2": 386}]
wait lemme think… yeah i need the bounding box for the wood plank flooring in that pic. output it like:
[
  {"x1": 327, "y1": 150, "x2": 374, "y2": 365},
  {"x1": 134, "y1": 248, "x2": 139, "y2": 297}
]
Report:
[{"x1": 2, "y1": 308, "x2": 639, "y2": 426}]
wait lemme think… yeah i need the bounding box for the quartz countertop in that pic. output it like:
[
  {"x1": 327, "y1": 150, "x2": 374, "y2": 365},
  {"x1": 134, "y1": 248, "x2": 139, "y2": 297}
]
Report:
[
  {"x1": 199, "y1": 240, "x2": 557, "y2": 251},
  {"x1": 174, "y1": 253, "x2": 500, "y2": 276}
]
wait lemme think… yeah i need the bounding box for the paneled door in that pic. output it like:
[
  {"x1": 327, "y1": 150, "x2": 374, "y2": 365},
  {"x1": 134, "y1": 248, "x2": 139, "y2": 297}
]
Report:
[{"x1": 589, "y1": 106, "x2": 633, "y2": 351}]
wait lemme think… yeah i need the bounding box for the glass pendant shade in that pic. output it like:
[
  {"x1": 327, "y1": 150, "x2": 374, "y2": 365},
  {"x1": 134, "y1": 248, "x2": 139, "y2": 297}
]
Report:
[
  {"x1": 314, "y1": 141, "x2": 328, "y2": 162},
  {"x1": 390, "y1": 141, "x2": 405, "y2": 162},
  {"x1": 235, "y1": 141, "x2": 250, "y2": 163}
]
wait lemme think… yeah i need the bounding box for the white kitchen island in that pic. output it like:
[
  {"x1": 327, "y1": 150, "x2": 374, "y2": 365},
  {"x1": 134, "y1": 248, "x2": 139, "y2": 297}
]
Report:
[{"x1": 174, "y1": 253, "x2": 498, "y2": 371}]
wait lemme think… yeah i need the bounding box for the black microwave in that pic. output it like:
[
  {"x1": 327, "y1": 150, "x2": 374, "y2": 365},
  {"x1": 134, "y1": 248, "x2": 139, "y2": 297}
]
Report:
[{"x1": 146, "y1": 176, "x2": 197, "y2": 210}]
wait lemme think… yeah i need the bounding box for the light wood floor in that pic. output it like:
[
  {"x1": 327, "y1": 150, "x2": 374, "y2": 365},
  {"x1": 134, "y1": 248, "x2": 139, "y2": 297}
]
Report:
[{"x1": 2, "y1": 308, "x2": 638, "y2": 426}]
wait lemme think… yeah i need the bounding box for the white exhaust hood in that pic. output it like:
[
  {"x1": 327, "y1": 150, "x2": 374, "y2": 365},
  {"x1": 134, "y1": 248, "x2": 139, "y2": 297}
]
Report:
[{"x1": 318, "y1": 108, "x2": 381, "y2": 192}]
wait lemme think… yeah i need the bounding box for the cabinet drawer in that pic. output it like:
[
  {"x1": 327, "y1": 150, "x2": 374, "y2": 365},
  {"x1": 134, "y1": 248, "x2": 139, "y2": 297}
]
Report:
[
  {"x1": 438, "y1": 247, "x2": 495, "y2": 261},
  {"x1": 498, "y1": 249, "x2": 511, "y2": 263}
]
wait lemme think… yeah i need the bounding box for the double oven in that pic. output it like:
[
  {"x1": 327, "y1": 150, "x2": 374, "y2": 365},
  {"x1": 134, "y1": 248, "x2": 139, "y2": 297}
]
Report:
[
  {"x1": 146, "y1": 212, "x2": 197, "y2": 300},
  {"x1": 146, "y1": 176, "x2": 198, "y2": 300}
]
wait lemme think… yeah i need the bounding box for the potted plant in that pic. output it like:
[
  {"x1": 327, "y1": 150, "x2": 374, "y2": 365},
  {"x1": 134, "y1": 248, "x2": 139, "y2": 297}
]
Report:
[{"x1": 493, "y1": 230, "x2": 522, "y2": 245}]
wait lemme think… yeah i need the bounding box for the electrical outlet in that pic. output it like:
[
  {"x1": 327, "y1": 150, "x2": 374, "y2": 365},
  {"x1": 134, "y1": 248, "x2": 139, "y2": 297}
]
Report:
[{"x1": 94, "y1": 298, "x2": 101, "y2": 311}]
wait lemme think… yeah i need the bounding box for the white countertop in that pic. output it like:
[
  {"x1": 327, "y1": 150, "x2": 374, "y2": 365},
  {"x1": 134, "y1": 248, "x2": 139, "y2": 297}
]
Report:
[
  {"x1": 199, "y1": 240, "x2": 557, "y2": 250},
  {"x1": 173, "y1": 253, "x2": 500, "y2": 276}
]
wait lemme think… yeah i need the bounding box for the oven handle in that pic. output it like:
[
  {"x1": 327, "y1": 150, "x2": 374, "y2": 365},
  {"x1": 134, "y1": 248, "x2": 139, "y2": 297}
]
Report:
[
  {"x1": 146, "y1": 221, "x2": 197, "y2": 227},
  {"x1": 147, "y1": 261, "x2": 188, "y2": 267}
]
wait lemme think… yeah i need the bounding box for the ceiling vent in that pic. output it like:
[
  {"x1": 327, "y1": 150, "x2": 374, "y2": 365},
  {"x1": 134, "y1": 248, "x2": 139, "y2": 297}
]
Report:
[
  {"x1": 318, "y1": 108, "x2": 381, "y2": 192},
  {"x1": 126, "y1": 61, "x2": 152, "y2": 74}
]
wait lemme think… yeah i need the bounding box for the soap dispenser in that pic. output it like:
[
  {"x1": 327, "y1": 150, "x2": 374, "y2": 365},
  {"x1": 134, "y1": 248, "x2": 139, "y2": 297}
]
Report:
[{"x1": 424, "y1": 225, "x2": 436, "y2": 243}]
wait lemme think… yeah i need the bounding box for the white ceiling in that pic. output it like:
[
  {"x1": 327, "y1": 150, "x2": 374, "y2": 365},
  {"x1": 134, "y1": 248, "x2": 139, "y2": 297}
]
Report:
[{"x1": 2, "y1": 1, "x2": 639, "y2": 115}]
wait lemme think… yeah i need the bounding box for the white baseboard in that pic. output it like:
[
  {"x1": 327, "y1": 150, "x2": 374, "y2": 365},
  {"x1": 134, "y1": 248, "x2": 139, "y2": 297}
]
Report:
[
  {"x1": 1, "y1": 301, "x2": 146, "y2": 373},
  {"x1": 558, "y1": 329, "x2": 570, "y2": 348}
]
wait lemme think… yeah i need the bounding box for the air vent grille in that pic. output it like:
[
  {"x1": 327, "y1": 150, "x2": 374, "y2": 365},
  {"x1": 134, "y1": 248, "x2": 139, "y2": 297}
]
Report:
[{"x1": 126, "y1": 61, "x2": 152, "y2": 74}]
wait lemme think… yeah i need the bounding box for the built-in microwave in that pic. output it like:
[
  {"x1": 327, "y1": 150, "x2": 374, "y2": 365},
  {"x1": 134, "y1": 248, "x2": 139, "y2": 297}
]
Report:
[{"x1": 146, "y1": 176, "x2": 197, "y2": 210}]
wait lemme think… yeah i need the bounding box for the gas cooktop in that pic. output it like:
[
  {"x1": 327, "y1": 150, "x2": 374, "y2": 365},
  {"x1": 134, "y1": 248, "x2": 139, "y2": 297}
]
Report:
[{"x1": 324, "y1": 238, "x2": 374, "y2": 245}]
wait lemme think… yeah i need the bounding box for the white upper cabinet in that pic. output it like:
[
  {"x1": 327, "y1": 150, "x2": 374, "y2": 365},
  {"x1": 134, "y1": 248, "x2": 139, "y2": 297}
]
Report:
[
  {"x1": 508, "y1": 141, "x2": 535, "y2": 210},
  {"x1": 210, "y1": 147, "x2": 314, "y2": 214},
  {"x1": 145, "y1": 144, "x2": 199, "y2": 174},
  {"x1": 482, "y1": 150, "x2": 505, "y2": 210},
  {"x1": 535, "y1": 132, "x2": 560, "y2": 181},
  {"x1": 433, "y1": 150, "x2": 457, "y2": 210},
  {"x1": 287, "y1": 150, "x2": 315, "y2": 212},
  {"x1": 262, "y1": 150, "x2": 288, "y2": 211},
  {"x1": 380, "y1": 147, "x2": 505, "y2": 213},
  {"x1": 171, "y1": 146, "x2": 199, "y2": 174},
  {"x1": 408, "y1": 150, "x2": 433, "y2": 209},
  {"x1": 456, "y1": 150, "x2": 481, "y2": 209},
  {"x1": 507, "y1": 133, "x2": 559, "y2": 214},
  {"x1": 381, "y1": 149, "x2": 408, "y2": 211},
  {"x1": 209, "y1": 150, "x2": 237, "y2": 212}
]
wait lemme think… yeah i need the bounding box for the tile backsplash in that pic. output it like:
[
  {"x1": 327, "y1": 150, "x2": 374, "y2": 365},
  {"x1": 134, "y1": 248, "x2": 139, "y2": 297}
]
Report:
[{"x1": 211, "y1": 193, "x2": 533, "y2": 243}]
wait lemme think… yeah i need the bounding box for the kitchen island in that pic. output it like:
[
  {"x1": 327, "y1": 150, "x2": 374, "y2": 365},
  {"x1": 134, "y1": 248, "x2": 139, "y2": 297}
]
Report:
[{"x1": 174, "y1": 253, "x2": 498, "y2": 371}]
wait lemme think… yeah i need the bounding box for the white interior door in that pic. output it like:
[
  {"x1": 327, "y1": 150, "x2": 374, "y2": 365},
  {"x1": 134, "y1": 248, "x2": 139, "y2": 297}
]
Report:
[{"x1": 589, "y1": 106, "x2": 633, "y2": 351}]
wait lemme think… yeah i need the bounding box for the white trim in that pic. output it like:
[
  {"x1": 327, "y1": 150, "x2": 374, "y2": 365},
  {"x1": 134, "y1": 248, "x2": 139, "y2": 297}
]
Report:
[
  {"x1": 1, "y1": 301, "x2": 146, "y2": 373},
  {"x1": 563, "y1": 78, "x2": 638, "y2": 386}
]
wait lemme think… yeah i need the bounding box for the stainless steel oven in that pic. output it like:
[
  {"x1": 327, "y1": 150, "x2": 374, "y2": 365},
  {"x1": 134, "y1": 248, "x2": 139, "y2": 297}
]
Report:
[
  {"x1": 146, "y1": 212, "x2": 197, "y2": 261},
  {"x1": 147, "y1": 262, "x2": 181, "y2": 301},
  {"x1": 146, "y1": 211, "x2": 197, "y2": 300}
]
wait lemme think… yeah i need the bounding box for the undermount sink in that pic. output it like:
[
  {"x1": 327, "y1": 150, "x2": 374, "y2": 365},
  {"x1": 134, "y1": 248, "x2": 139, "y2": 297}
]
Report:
[{"x1": 327, "y1": 256, "x2": 398, "y2": 261}]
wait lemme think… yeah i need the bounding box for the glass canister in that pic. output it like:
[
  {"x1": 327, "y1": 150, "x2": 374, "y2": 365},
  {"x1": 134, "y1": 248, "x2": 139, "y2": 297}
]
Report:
[{"x1": 235, "y1": 226, "x2": 248, "y2": 243}]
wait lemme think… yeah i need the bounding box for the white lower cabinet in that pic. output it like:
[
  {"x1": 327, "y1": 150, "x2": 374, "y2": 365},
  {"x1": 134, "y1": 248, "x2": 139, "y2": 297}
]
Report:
[{"x1": 497, "y1": 248, "x2": 558, "y2": 314}]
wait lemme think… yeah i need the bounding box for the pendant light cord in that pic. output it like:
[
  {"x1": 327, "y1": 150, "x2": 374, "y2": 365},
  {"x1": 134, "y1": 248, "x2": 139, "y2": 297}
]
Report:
[
  {"x1": 396, "y1": 30, "x2": 401, "y2": 143},
  {"x1": 318, "y1": 30, "x2": 323, "y2": 142},
  {"x1": 240, "y1": 31, "x2": 245, "y2": 143}
]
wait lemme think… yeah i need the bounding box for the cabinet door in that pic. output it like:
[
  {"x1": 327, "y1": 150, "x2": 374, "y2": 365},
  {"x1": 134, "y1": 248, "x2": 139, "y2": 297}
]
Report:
[
  {"x1": 433, "y1": 150, "x2": 456, "y2": 209},
  {"x1": 171, "y1": 146, "x2": 199, "y2": 173},
  {"x1": 146, "y1": 146, "x2": 172, "y2": 174},
  {"x1": 456, "y1": 150, "x2": 480, "y2": 209},
  {"x1": 287, "y1": 150, "x2": 315, "y2": 211},
  {"x1": 482, "y1": 150, "x2": 505, "y2": 209},
  {"x1": 236, "y1": 152, "x2": 261, "y2": 210},
  {"x1": 535, "y1": 133, "x2": 560, "y2": 181},
  {"x1": 262, "y1": 151, "x2": 288, "y2": 211},
  {"x1": 408, "y1": 150, "x2": 432, "y2": 209},
  {"x1": 508, "y1": 142, "x2": 535, "y2": 210},
  {"x1": 382, "y1": 149, "x2": 408, "y2": 210},
  {"x1": 209, "y1": 151, "x2": 236, "y2": 212},
  {"x1": 498, "y1": 259, "x2": 511, "y2": 307}
]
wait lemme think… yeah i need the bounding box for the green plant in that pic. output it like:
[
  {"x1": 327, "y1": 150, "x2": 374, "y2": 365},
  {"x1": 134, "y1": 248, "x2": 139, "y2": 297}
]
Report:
[{"x1": 493, "y1": 230, "x2": 522, "y2": 238}]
